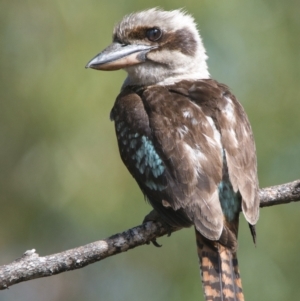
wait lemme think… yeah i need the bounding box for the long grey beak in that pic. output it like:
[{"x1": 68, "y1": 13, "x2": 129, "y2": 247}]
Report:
[{"x1": 85, "y1": 42, "x2": 156, "y2": 71}]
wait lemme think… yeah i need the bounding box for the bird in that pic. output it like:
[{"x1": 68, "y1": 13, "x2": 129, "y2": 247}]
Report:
[{"x1": 86, "y1": 8, "x2": 260, "y2": 301}]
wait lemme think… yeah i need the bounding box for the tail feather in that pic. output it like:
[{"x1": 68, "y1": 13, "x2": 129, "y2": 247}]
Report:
[{"x1": 196, "y1": 230, "x2": 244, "y2": 301}]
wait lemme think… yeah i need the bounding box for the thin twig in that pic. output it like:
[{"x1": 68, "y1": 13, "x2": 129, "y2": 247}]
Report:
[{"x1": 0, "y1": 180, "x2": 299, "y2": 290}]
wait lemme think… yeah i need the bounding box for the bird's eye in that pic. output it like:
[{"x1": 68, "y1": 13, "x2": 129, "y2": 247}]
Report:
[{"x1": 146, "y1": 28, "x2": 162, "y2": 42}]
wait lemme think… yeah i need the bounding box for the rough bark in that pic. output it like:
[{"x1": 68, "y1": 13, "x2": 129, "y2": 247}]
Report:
[{"x1": 0, "y1": 180, "x2": 299, "y2": 290}]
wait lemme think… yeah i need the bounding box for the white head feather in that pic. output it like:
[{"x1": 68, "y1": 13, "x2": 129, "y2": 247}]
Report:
[{"x1": 113, "y1": 8, "x2": 210, "y2": 86}]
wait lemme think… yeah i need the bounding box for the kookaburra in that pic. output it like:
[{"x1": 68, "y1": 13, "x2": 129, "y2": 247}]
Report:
[{"x1": 86, "y1": 8, "x2": 259, "y2": 301}]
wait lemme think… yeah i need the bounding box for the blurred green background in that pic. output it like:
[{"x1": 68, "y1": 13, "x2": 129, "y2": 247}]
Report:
[{"x1": 0, "y1": 0, "x2": 299, "y2": 300}]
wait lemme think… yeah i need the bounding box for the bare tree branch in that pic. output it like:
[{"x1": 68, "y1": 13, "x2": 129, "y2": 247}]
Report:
[
  {"x1": 1, "y1": 179, "x2": 300, "y2": 290},
  {"x1": 259, "y1": 180, "x2": 300, "y2": 207}
]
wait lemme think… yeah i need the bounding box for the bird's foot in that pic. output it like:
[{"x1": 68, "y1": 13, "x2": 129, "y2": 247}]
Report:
[{"x1": 143, "y1": 210, "x2": 174, "y2": 247}]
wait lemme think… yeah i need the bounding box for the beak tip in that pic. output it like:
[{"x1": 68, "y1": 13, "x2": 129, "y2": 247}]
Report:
[
  {"x1": 85, "y1": 61, "x2": 93, "y2": 69},
  {"x1": 86, "y1": 57, "x2": 100, "y2": 70}
]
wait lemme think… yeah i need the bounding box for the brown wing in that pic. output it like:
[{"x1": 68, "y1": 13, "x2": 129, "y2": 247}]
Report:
[
  {"x1": 141, "y1": 84, "x2": 224, "y2": 240},
  {"x1": 186, "y1": 79, "x2": 259, "y2": 225},
  {"x1": 216, "y1": 84, "x2": 259, "y2": 225}
]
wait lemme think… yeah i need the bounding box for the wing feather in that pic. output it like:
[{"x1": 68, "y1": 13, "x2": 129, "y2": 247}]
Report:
[
  {"x1": 142, "y1": 85, "x2": 224, "y2": 239},
  {"x1": 216, "y1": 86, "x2": 259, "y2": 225}
]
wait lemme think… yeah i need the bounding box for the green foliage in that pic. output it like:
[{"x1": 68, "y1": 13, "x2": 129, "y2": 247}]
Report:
[{"x1": 0, "y1": 1, "x2": 299, "y2": 300}]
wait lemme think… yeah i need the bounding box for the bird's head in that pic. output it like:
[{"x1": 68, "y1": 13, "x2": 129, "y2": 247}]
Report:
[{"x1": 86, "y1": 8, "x2": 209, "y2": 87}]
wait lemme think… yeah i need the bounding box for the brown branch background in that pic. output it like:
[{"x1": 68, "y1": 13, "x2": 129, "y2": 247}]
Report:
[{"x1": 0, "y1": 180, "x2": 299, "y2": 290}]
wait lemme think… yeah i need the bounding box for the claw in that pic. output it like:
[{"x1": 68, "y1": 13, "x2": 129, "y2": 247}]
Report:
[
  {"x1": 151, "y1": 239, "x2": 162, "y2": 247},
  {"x1": 143, "y1": 209, "x2": 174, "y2": 247}
]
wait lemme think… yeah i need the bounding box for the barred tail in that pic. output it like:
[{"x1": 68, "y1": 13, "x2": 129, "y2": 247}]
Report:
[{"x1": 195, "y1": 230, "x2": 244, "y2": 301}]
